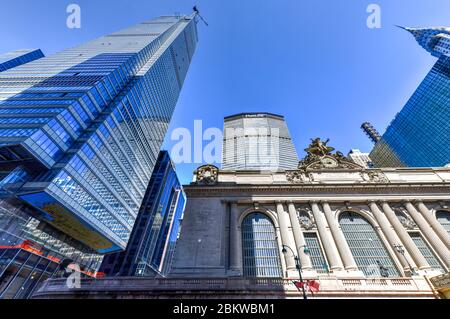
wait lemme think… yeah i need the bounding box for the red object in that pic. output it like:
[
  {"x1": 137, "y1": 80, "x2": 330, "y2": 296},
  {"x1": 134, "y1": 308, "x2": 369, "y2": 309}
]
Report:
[
  {"x1": 1, "y1": 240, "x2": 102, "y2": 278},
  {"x1": 293, "y1": 280, "x2": 320, "y2": 295},
  {"x1": 0, "y1": 240, "x2": 62, "y2": 263},
  {"x1": 308, "y1": 280, "x2": 320, "y2": 293},
  {"x1": 0, "y1": 240, "x2": 43, "y2": 255},
  {"x1": 294, "y1": 281, "x2": 305, "y2": 289}
]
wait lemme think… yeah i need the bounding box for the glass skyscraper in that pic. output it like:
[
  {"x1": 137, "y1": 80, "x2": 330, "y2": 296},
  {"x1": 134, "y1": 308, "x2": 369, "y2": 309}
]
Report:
[
  {"x1": 0, "y1": 49, "x2": 44, "y2": 72},
  {"x1": 0, "y1": 14, "x2": 197, "y2": 257},
  {"x1": 370, "y1": 27, "x2": 450, "y2": 168},
  {"x1": 99, "y1": 151, "x2": 186, "y2": 277},
  {"x1": 222, "y1": 113, "x2": 299, "y2": 171}
]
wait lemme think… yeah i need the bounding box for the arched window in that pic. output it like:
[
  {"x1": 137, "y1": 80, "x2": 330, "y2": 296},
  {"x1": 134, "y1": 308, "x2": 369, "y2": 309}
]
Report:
[
  {"x1": 436, "y1": 211, "x2": 450, "y2": 234},
  {"x1": 339, "y1": 212, "x2": 399, "y2": 277},
  {"x1": 241, "y1": 213, "x2": 282, "y2": 278}
]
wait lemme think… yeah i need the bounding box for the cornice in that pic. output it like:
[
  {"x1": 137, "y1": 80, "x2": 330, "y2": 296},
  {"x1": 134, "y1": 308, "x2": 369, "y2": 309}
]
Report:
[{"x1": 183, "y1": 182, "x2": 450, "y2": 197}]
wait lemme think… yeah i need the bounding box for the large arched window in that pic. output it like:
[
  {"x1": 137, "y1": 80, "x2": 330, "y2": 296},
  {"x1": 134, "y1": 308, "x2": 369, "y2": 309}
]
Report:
[
  {"x1": 436, "y1": 211, "x2": 450, "y2": 234},
  {"x1": 241, "y1": 213, "x2": 282, "y2": 278},
  {"x1": 339, "y1": 212, "x2": 399, "y2": 277}
]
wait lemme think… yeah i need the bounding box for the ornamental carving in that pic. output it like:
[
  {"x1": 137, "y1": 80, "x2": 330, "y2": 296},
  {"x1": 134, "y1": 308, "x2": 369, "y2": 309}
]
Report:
[
  {"x1": 297, "y1": 209, "x2": 316, "y2": 229},
  {"x1": 286, "y1": 171, "x2": 310, "y2": 183},
  {"x1": 297, "y1": 138, "x2": 363, "y2": 171},
  {"x1": 361, "y1": 171, "x2": 389, "y2": 183},
  {"x1": 195, "y1": 165, "x2": 219, "y2": 185},
  {"x1": 394, "y1": 210, "x2": 417, "y2": 230}
]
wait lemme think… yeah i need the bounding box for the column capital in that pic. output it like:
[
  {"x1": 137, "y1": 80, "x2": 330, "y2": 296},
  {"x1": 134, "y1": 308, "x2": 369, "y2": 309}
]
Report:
[
  {"x1": 412, "y1": 199, "x2": 424, "y2": 204},
  {"x1": 309, "y1": 200, "x2": 319, "y2": 204},
  {"x1": 287, "y1": 201, "x2": 297, "y2": 208}
]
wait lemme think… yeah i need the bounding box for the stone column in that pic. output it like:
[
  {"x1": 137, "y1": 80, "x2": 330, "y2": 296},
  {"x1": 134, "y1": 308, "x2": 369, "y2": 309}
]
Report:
[
  {"x1": 368, "y1": 201, "x2": 416, "y2": 272},
  {"x1": 321, "y1": 202, "x2": 358, "y2": 271},
  {"x1": 287, "y1": 202, "x2": 313, "y2": 270},
  {"x1": 415, "y1": 201, "x2": 450, "y2": 249},
  {"x1": 381, "y1": 201, "x2": 430, "y2": 270},
  {"x1": 404, "y1": 201, "x2": 450, "y2": 269},
  {"x1": 310, "y1": 201, "x2": 343, "y2": 271},
  {"x1": 229, "y1": 202, "x2": 241, "y2": 271},
  {"x1": 276, "y1": 202, "x2": 296, "y2": 271}
]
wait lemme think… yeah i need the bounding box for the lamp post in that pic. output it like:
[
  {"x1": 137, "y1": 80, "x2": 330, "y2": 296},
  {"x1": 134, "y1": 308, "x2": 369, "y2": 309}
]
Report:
[
  {"x1": 282, "y1": 244, "x2": 308, "y2": 300},
  {"x1": 394, "y1": 243, "x2": 418, "y2": 276}
]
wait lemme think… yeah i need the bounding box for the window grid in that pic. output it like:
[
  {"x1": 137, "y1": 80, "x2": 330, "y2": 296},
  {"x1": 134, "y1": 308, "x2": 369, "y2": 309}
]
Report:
[
  {"x1": 242, "y1": 213, "x2": 282, "y2": 278},
  {"x1": 339, "y1": 212, "x2": 399, "y2": 277},
  {"x1": 409, "y1": 232, "x2": 444, "y2": 271},
  {"x1": 304, "y1": 232, "x2": 328, "y2": 273},
  {"x1": 436, "y1": 211, "x2": 450, "y2": 234}
]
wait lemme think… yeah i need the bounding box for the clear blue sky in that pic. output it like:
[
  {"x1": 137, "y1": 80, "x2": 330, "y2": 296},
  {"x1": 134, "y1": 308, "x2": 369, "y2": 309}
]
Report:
[{"x1": 0, "y1": 0, "x2": 449, "y2": 184}]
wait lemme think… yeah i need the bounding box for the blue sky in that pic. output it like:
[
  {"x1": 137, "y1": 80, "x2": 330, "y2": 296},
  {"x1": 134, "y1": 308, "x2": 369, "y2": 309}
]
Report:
[{"x1": 0, "y1": 0, "x2": 449, "y2": 184}]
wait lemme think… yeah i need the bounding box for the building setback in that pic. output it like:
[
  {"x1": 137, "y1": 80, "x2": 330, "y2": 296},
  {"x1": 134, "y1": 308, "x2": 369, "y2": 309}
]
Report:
[{"x1": 0, "y1": 49, "x2": 44, "y2": 72}]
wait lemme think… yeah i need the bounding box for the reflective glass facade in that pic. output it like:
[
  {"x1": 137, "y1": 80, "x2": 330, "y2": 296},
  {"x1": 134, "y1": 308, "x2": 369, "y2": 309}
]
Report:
[
  {"x1": 0, "y1": 15, "x2": 198, "y2": 254},
  {"x1": 0, "y1": 199, "x2": 102, "y2": 270},
  {"x1": 0, "y1": 49, "x2": 44, "y2": 72},
  {"x1": 99, "y1": 151, "x2": 186, "y2": 277},
  {"x1": 0, "y1": 248, "x2": 59, "y2": 299},
  {"x1": 370, "y1": 27, "x2": 450, "y2": 168},
  {"x1": 242, "y1": 213, "x2": 282, "y2": 278},
  {"x1": 222, "y1": 113, "x2": 299, "y2": 171},
  {"x1": 0, "y1": 244, "x2": 96, "y2": 299}
]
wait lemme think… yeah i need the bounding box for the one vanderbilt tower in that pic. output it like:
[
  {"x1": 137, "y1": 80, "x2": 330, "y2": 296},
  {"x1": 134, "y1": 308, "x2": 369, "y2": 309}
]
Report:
[{"x1": 0, "y1": 14, "x2": 198, "y2": 255}]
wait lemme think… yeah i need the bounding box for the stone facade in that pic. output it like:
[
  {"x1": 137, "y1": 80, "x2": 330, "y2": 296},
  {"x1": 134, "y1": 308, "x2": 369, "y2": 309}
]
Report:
[
  {"x1": 166, "y1": 151, "x2": 450, "y2": 298},
  {"x1": 430, "y1": 272, "x2": 450, "y2": 298}
]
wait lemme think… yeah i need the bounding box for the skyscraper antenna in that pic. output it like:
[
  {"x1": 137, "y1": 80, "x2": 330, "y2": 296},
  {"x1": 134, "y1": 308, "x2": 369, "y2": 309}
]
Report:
[{"x1": 193, "y1": 5, "x2": 209, "y2": 26}]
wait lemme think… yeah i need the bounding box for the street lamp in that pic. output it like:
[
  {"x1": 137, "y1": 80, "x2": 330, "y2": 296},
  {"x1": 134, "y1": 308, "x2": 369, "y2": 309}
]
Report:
[
  {"x1": 282, "y1": 244, "x2": 307, "y2": 300},
  {"x1": 394, "y1": 244, "x2": 418, "y2": 276}
]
